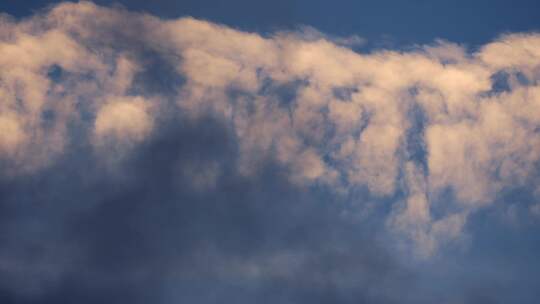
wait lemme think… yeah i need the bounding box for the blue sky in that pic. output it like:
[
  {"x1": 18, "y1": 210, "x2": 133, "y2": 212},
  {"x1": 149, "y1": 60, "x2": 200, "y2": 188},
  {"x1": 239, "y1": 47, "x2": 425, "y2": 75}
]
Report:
[
  {"x1": 3, "y1": 0, "x2": 540, "y2": 46},
  {"x1": 0, "y1": 1, "x2": 540, "y2": 303}
]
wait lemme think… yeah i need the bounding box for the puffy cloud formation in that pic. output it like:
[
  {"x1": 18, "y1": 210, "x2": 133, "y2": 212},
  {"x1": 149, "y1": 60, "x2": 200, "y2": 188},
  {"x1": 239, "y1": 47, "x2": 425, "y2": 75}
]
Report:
[
  {"x1": 93, "y1": 97, "x2": 153, "y2": 148},
  {"x1": 1, "y1": 1, "x2": 540, "y2": 259}
]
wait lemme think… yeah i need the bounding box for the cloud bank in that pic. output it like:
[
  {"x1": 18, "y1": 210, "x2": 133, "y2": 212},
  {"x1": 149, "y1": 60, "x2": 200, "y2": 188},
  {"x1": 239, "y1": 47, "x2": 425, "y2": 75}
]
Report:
[{"x1": 1, "y1": 1, "x2": 540, "y2": 303}]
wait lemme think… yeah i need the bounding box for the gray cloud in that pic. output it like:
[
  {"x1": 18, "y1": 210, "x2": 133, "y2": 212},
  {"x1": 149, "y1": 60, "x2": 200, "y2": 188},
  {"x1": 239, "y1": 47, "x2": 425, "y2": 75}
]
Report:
[{"x1": 0, "y1": 112, "x2": 410, "y2": 303}]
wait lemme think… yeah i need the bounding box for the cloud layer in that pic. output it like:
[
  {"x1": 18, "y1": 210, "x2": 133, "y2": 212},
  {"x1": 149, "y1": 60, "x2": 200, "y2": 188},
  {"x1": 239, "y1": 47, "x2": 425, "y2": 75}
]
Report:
[{"x1": 1, "y1": 2, "x2": 540, "y2": 302}]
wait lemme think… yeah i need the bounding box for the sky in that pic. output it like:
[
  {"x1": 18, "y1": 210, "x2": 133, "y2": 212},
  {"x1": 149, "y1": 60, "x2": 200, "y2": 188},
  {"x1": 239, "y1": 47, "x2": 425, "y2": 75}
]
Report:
[
  {"x1": 0, "y1": 1, "x2": 539, "y2": 303},
  {"x1": 3, "y1": 0, "x2": 540, "y2": 47}
]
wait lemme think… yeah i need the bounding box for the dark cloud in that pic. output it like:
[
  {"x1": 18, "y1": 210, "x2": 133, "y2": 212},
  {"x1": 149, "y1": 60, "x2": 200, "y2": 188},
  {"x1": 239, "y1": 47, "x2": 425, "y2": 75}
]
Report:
[{"x1": 0, "y1": 112, "x2": 410, "y2": 304}]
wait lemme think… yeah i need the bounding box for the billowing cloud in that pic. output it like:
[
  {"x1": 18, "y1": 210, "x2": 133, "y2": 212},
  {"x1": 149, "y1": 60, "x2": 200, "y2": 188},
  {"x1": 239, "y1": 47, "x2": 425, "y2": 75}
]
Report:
[
  {"x1": 1, "y1": 0, "x2": 540, "y2": 253},
  {"x1": 93, "y1": 97, "x2": 153, "y2": 148},
  {"x1": 1, "y1": 1, "x2": 540, "y2": 303}
]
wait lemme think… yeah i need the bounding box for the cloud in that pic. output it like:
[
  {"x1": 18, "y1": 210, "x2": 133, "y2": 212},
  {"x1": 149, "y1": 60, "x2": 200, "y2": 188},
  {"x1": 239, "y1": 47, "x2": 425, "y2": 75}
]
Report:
[
  {"x1": 0, "y1": 114, "x2": 26, "y2": 157},
  {"x1": 93, "y1": 96, "x2": 154, "y2": 148},
  {"x1": 0, "y1": 113, "x2": 410, "y2": 303},
  {"x1": 0, "y1": 1, "x2": 540, "y2": 302},
  {"x1": 0, "y1": 0, "x2": 539, "y2": 254}
]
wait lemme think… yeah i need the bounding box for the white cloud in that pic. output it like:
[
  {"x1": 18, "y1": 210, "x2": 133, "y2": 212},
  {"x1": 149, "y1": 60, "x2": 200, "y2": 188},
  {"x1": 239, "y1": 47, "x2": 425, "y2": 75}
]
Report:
[
  {"x1": 1, "y1": 1, "x2": 540, "y2": 256},
  {"x1": 93, "y1": 96, "x2": 153, "y2": 148},
  {"x1": 0, "y1": 114, "x2": 26, "y2": 157}
]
